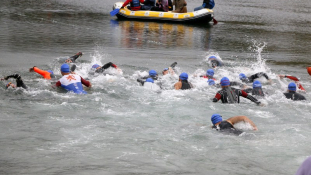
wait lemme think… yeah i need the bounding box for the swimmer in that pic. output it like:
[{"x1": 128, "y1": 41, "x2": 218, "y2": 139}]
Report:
[
  {"x1": 208, "y1": 55, "x2": 223, "y2": 68},
  {"x1": 243, "y1": 80, "x2": 265, "y2": 97},
  {"x1": 211, "y1": 114, "x2": 258, "y2": 135},
  {"x1": 212, "y1": 77, "x2": 261, "y2": 105},
  {"x1": 200, "y1": 69, "x2": 216, "y2": 80},
  {"x1": 162, "y1": 62, "x2": 177, "y2": 75},
  {"x1": 55, "y1": 64, "x2": 91, "y2": 94},
  {"x1": 143, "y1": 78, "x2": 161, "y2": 91},
  {"x1": 295, "y1": 156, "x2": 311, "y2": 175},
  {"x1": 91, "y1": 62, "x2": 121, "y2": 74},
  {"x1": 174, "y1": 72, "x2": 193, "y2": 90},
  {"x1": 29, "y1": 66, "x2": 55, "y2": 80},
  {"x1": 65, "y1": 52, "x2": 83, "y2": 63},
  {"x1": 278, "y1": 74, "x2": 305, "y2": 91},
  {"x1": 283, "y1": 82, "x2": 306, "y2": 101},
  {"x1": 1, "y1": 74, "x2": 27, "y2": 89},
  {"x1": 137, "y1": 69, "x2": 159, "y2": 86},
  {"x1": 239, "y1": 72, "x2": 271, "y2": 84}
]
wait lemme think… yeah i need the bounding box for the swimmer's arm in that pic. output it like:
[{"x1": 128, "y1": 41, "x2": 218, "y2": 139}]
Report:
[
  {"x1": 212, "y1": 93, "x2": 221, "y2": 102},
  {"x1": 137, "y1": 79, "x2": 144, "y2": 86},
  {"x1": 227, "y1": 116, "x2": 258, "y2": 130},
  {"x1": 81, "y1": 77, "x2": 91, "y2": 87},
  {"x1": 241, "y1": 90, "x2": 261, "y2": 105},
  {"x1": 5, "y1": 74, "x2": 21, "y2": 80},
  {"x1": 284, "y1": 75, "x2": 300, "y2": 81},
  {"x1": 33, "y1": 67, "x2": 50, "y2": 79},
  {"x1": 70, "y1": 52, "x2": 82, "y2": 62},
  {"x1": 55, "y1": 81, "x2": 61, "y2": 87}
]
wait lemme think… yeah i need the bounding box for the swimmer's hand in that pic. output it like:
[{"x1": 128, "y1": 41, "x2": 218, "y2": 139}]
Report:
[
  {"x1": 278, "y1": 74, "x2": 285, "y2": 79},
  {"x1": 0, "y1": 78, "x2": 5, "y2": 81},
  {"x1": 256, "y1": 101, "x2": 265, "y2": 107},
  {"x1": 253, "y1": 126, "x2": 258, "y2": 131}
]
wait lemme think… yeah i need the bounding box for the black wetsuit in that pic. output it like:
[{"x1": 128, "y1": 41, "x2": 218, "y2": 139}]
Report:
[
  {"x1": 242, "y1": 72, "x2": 270, "y2": 83},
  {"x1": 180, "y1": 80, "x2": 193, "y2": 90},
  {"x1": 5, "y1": 74, "x2": 27, "y2": 89},
  {"x1": 244, "y1": 87, "x2": 265, "y2": 97},
  {"x1": 67, "y1": 53, "x2": 82, "y2": 63},
  {"x1": 284, "y1": 91, "x2": 306, "y2": 101},
  {"x1": 212, "y1": 121, "x2": 243, "y2": 135},
  {"x1": 213, "y1": 86, "x2": 260, "y2": 104},
  {"x1": 95, "y1": 62, "x2": 118, "y2": 74}
]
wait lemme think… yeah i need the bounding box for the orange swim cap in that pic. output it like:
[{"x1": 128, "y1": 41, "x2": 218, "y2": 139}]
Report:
[{"x1": 307, "y1": 66, "x2": 311, "y2": 76}]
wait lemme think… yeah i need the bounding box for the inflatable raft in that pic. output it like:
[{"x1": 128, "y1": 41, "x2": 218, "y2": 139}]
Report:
[{"x1": 112, "y1": 2, "x2": 214, "y2": 24}]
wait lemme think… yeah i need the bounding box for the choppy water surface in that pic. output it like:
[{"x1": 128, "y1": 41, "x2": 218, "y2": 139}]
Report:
[{"x1": 1, "y1": 0, "x2": 311, "y2": 174}]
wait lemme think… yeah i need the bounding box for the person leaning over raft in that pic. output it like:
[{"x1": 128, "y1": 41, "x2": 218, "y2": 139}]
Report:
[
  {"x1": 172, "y1": 0, "x2": 187, "y2": 13},
  {"x1": 151, "y1": 0, "x2": 169, "y2": 12},
  {"x1": 284, "y1": 82, "x2": 306, "y2": 101},
  {"x1": 211, "y1": 114, "x2": 258, "y2": 135},
  {"x1": 121, "y1": 0, "x2": 144, "y2": 11},
  {"x1": 55, "y1": 64, "x2": 91, "y2": 94},
  {"x1": 213, "y1": 77, "x2": 261, "y2": 105},
  {"x1": 29, "y1": 66, "x2": 55, "y2": 80},
  {"x1": 1, "y1": 74, "x2": 27, "y2": 89},
  {"x1": 174, "y1": 72, "x2": 193, "y2": 90}
]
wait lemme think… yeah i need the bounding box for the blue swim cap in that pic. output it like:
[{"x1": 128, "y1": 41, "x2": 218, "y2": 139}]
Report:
[
  {"x1": 146, "y1": 78, "x2": 154, "y2": 83},
  {"x1": 207, "y1": 79, "x2": 215, "y2": 85},
  {"x1": 288, "y1": 82, "x2": 296, "y2": 91},
  {"x1": 92, "y1": 64, "x2": 100, "y2": 69},
  {"x1": 220, "y1": 77, "x2": 230, "y2": 86},
  {"x1": 47, "y1": 70, "x2": 54, "y2": 75},
  {"x1": 211, "y1": 114, "x2": 222, "y2": 125},
  {"x1": 179, "y1": 72, "x2": 188, "y2": 80},
  {"x1": 61, "y1": 64, "x2": 70, "y2": 73},
  {"x1": 253, "y1": 80, "x2": 262, "y2": 88},
  {"x1": 163, "y1": 68, "x2": 169, "y2": 71},
  {"x1": 149, "y1": 70, "x2": 157, "y2": 76},
  {"x1": 239, "y1": 73, "x2": 247, "y2": 80},
  {"x1": 208, "y1": 55, "x2": 217, "y2": 60},
  {"x1": 206, "y1": 69, "x2": 214, "y2": 76}
]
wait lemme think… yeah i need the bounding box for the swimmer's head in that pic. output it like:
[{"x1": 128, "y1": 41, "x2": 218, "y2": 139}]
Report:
[
  {"x1": 162, "y1": 68, "x2": 169, "y2": 75},
  {"x1": 207, "y1": 79, "x2": 215, "y2": 85},
  {"x1": 92, "y1": 64, "x2": 100, "y2": 69},
  {"x1": 253, "y1": 80, "x2": 262, "y2": 88},
  {"x1": 61, "y1": 64, "x2": 70, "y2": 73},
  {"x1": 211, "y1": 114, "x2": 222, "y2": 125},
  {"x1": 206, "y1": 69, "x2": 214, "y2": 76},
  {"x1": 288, "y1": 82, "x2": 296, "y2": 91},
  {"x1": 146, "y1": 78, "x2": 154, "y2": 83},
  {"x1": 47, "y1": 70, "x2": 54, "y2": 75},
  {"x1": 149, "y1": 70, "x2": 157, "y2": 77},
  {"x1": 220, "y1": 77, "x2": 230, "y2": 86},
  {"x1": 179, "y1": 72, "x2": 188, "y2": 81},
  {"x1": 239, "y1": 73, "x2": 247, "y2": 80},
  {"x1": 208, "y1": 55, "x2": 217, "y2": 60},
  {"x1": 6, "y1": 82, "x2": 16, "y2": 89}
]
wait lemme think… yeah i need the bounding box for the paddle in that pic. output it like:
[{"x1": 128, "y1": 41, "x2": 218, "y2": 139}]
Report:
[{"x1": 110, "y1": 8, "x2": 120, "y2": 16}]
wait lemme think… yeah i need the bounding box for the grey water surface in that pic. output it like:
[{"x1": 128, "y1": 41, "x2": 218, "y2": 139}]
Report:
[{"x1": 1, "y1": 0, "x2": 311, "y2": 174}]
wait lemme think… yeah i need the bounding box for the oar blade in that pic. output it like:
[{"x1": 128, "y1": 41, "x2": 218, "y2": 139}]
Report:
[{"x1": 110, "y1": 9, "x2": 120, "y2": 16}]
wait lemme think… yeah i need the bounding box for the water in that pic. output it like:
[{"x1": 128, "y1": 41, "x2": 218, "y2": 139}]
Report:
[{"x1": 1, "y1": 0, "x2": 311, "y2": 174}]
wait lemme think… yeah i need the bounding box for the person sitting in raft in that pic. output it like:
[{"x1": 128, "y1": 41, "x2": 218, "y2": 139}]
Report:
[
  {"x1": 243, "y1": 80, "x2": 265, "y2": 97},
  {"x1": 278, "y1": 74, "x2": 305, "y2": 91},
  {"x1": 121, "y1": 0, "x2": 144, "y2": 11},
  {"x1": 65, "y1": 52, "x2": 83, "y2": 63},
  {"x1": 211, "y1": 114, "x2": 258, "y2": 135},
  {"x1": 55, "y1": 64, "x2": 91, "y2": 94},
  {"x1": 194, "y1": 0, "x2": 215, "y2": 11},
  {"x1": 141, "y1": 0, "x2": 156, "y2": 10},
  {"x1": 143, "y1": 78, "x2": 161, "y2": 91},
  {"x1": 29, "y1": 66, "x2": 55, "y2": 80},
  {"x1": 207, "y1": 55, "x2": 223, "y2": 68},
  {"x1": 174, "y1": 72, "x2": 193, "y2": 90},
  {"x1": 239, "y1": 72, "x2": 271, "y2": 84},
  {"x1": 1, "y1": 74, "x2": 27, "y2": 89},
  {"x1": 172, "y1": 0, "x2": 187, "y2": 13},
  {"x1": 213, "y1": 77, "x2": 261, "y2": 105},
  {"x1": 284, "y1": 82, "x2": 306, "y2": 101},
  {"x1": 91, "y1": 62, "x2": 121, "y2": 74},
  {"x1": 151, "y1": 0, "x2": 170, "y2": 11}
]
